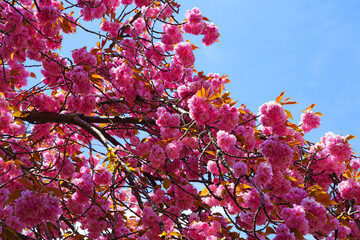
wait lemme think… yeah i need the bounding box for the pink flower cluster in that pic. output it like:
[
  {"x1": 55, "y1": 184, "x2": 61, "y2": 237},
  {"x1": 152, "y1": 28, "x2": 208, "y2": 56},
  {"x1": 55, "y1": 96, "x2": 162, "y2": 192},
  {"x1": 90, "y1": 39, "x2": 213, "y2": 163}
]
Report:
[
  {"x1": 253, "y1": 162, "x2": 273, "y2": 185},
  {"x1": 338, "y1": 179, "x2": 360, "y2": 202},
  {"x1": 234, "y1": 125, "x2": 256, "y2": 151},
  {"x1": 100, "y1": 20, "x2": 121, "y2": 38},
  {"x1": 156, "y1": 107, "x2": 180, "y2": 127},
  {"x1": 301, "y1": 197, "x2": 327, "y2": 233},
  {"x1": 187, "y1": 95, "x2": 218, "y2": 126},
  {"x1": 183, "y1": 8, "x2": 219, "y2": 45},
  {"x1": 281, "y1": 205, "x2": 309, "y2": 234},
  {"x1": 258, "y1": 101, "x2": 287, "y2": 130},
  {"x1": 165, "y1": 141, "x2": 183, "y2": 160},
  {"x1": 121, "y1": 0, "x2": 133, "y2": 4},
  {"x1": 67, "y1": 94, "x2": 96, "y2": 115},
  {"x1": 79, "y1": 0, "x2": 107, "y2": 21},
  {"x1": 300, "y1": 110, "x2": 321, "y2": 133},
  {"x1": 183, "y1": 7, "x2": 205, "y2": 35},
  {"x1": 94, "y1": 165, "x2": 112, "y2": 185},
  {"x1": 142, "y1": 206, "x2": 161, "y2": 228},
  {"x1": 134, "y1": 0, "x2": 151, "y2": 8},
  {"x1": 321, "y1": 132, "x2": 352, "y2": 162},
  {"x1": 35, "y1": 5, "x2": 62, "y2": 23},
  {"x1": 148, "y1": 145, "x2": 166, "y2": 170},
  {"x1": 183, "y1": 220, "x2": 222, "y2": 240},
  {"x1": 0, "y1": 94, "x2": 13, "y2": 132},
  {"x1": 146, "y1": 42, "x2": 166, "y2": 66},
  {"x1": 215, "y1": 104, "x2": 239, "y2": 132},
  {"x1": 233, "y1": 161, "x2": 247, "y2": 178},
  {"x1": 14, "y1": 190, "x2": 62, "y2": 226},
  {"x1": 168, "y1": 184, "x2": 197, "y2": 210},
  {"x1": 82, "y1": 202, "x2": 110, "y2": 239},
  {"x1": 66, "y1": 66, "x2": 93, "y2": 95},
  {"x1": 71, "y1": 173, "x2": 95, "y2": 204},
  {"x1": 217, "y1": 130, "x2": 236, "y2": 152},
  {"x1": 202, "y1": 22, "x2": 219, "y2": 46},
  {"x1": 72, "y1": 47, "x2": 97, "y2": 66},
  {"x1": 260, "y1": 136, "x2": 294, "y2": 169},
  {"x1": 161, "y1": 24, "x2": 183, "y2": 46},
  {"x1": 350, "y1": 158, "x2": 360, "y2": 170},
  {"x1": 274, "y1": 224, "x2": 296, "y2": 240},
  {"x1": 173, "y1": 42, "x2": 195, "y2": 67}
]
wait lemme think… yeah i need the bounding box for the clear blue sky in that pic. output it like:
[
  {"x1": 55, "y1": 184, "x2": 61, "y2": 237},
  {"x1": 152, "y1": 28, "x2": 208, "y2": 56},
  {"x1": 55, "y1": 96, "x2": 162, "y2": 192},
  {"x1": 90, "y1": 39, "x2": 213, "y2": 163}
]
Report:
[
  {"x1": 61, "y1": 1, "x2": 360, "y2": 153},
  {"x1": 179, "y1": 0, "x2": 360, "y2": 153}
]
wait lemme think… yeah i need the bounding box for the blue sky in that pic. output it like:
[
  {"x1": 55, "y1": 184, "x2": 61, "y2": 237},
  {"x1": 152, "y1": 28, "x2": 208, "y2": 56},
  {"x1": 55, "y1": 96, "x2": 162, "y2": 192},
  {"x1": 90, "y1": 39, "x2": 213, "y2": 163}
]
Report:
[
  {"x1": 60, "y1": 0, "x2": 360, "y2": 153},
  {"x1": 178, "y1": 0, "x2": 360, "y2": 152}
]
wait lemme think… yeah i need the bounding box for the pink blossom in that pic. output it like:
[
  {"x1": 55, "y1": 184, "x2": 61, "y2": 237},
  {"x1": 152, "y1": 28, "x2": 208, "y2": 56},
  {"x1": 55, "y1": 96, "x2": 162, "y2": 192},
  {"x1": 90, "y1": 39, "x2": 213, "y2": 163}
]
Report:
[
  {"x1": 285, "y1": 187, "x2": 308, "y2": 205},
  {"x1": 156, "y1": 107, "x2": 180, "y2": 127},
  {"x1": 265, "y1": 169, "x2": 292, "y2": 194},
  {"x1": 183, "y1": 221, "x2": 209, "y2": 240},
  {"x1": 260, "y1": 136, "x2": 294, "y2": 169},
  {"x1": 159, "y1": 4, "x2": 173, "y2": 19},
  {"x1": 71, "y1": 173, "x2": 94, "y2": 203},
  {"x1": 80, "y1": 0, "x2": 107, "y2": 21},
  {"x1": 186, "y1": 7, "x2": 203, "y2": 24},
  {"x1": 350, "y1": 158, "x2": 360, "y2": 170},
  {"x1": 148, "y1": 145, "x2": 166, "y2": 169},
  {"x1": 182, "y1": 136, "x2": 198, "y2": 149},
  {"x1": 242, "y1": 189, "x2": 261, "y2": 210},
  {"x1": 321, "y1": 132, "x2": 352, "y2": 162},
  {"x1": 274, "y1": 224, "x2": 296, "y2": 240},
  {"x1": 121, "y1": 0, "x2": 133, "y2": 4},
  {"x1": 67, "y1": 94, "x2": 96, "y2": 115},
  {"x1": 173, "y1": 42, "x2": 195, "y2": 67},
  {"x1": 94, "y1": 166, "x2": 112, "y2": 185},
  {"x1": 183, "y1": 7, "x2": 205, "y2": 35},
  {"x1": 233, "y1": 161, "x2": 247, "y2": 178},
  {"x1": 215, "y1": 104, "x2": 239, "y2": 132},
  {"x1": 281, "y1": 205, "x2": 309, "y2": 234},
  {"x1": 183, "y1": 21, "x2": 205, "y2": 35},
  {"x1": 33, "y1": 94, "x2": 61, "y2": 112},
  {"x1": 143, "y1": 206, "x2": 161, "y2": 226},
  {"x1": 217, "y1": 130, "x2": 236, "y2": 151},
  {"x1": 301, "y1": 197, "x2": 327, "y2": 233},
  {"x1": 258, "y1": 101, "x2": 287, "y2": 129},
  {"x1": 207, "y1": 161, "x2": 219, "y2": 175},
  {"x1": 72, "y1": 47, "x2": 97, "y2": 66},
  {"x1": 0, "y1": 188, "x2": 10, "y2": 207},
  {"x1": 161, "y1": 24, "x2": 183, "y2": 45},
  {"x1": 150, "y1": 189, "x2": 165, "y2": 204},
  {"x1": 101, "y1": 20, "x2": 121, "y2": 38},
  {"x1": 253, "y1": 162, "x2": 273, "y2": 185},
  {"x1": 165, "y1": 141, "x2": 182, "y2": 159},
  {"x1": 168, "y1": 184, "x2": 197, "y2": 210},
  {"x1": 133, "y1": 17, "x2": 146, "y2": 34},
  {"x1": 338, "y1": 179, "x2": 359, "y2": 200},
  {"x1": 145, "y1": 42, "x2": 166, "y2": 66},
  {"x1": 35, "y1": 6, "x2": 61, "y2": 23},
  {"x1": 130, "y1": 136, "x2": 140, "y2": 146},
  {"x1": 14, "y1": 190, "x2": 62, "y2": 226},
  {"x1": 202, "y1": 22, "x2": 219, "y2": 46},
  {"x1": 187, "y1": 95, "x2": 219, "y2": 126},
  {"x1": 134, "y1": 0, "x2": 151, "y2": 7},
  {"x1": 300, "y1": 110, "x2": 321, "y2": 133},
  {"x1": 66, "y1": 66, "x2": 93, "y2": 95},
  {"x1": 0, "y1": 112, "x2": 13, "y2": 130},
  {"x1": 103, "y1": 0, "x2": 120, "y2": 12},
  {"x1": 6, "y1": 215, "x2": 25, "y2": 232}
]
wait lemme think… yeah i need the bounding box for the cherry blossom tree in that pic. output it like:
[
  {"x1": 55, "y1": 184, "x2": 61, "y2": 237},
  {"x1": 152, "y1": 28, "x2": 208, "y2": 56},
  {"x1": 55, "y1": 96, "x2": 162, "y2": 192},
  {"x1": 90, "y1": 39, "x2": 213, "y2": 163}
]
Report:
[{"x1": 0, "y1": 0, "x2": 359, "y2": 239}]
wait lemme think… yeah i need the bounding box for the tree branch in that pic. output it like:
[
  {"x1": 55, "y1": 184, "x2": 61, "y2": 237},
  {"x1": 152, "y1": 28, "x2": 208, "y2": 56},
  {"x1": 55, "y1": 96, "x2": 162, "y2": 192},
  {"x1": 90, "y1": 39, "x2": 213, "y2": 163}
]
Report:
[{"x1": 18, "y1": 112, "x2": 156, "y2": 126}]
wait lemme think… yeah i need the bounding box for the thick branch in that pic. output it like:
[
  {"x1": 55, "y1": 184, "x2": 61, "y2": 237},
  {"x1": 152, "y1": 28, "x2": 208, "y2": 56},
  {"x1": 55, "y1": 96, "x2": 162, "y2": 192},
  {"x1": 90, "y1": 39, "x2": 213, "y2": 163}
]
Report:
[{"x1": 18, "y1": 112, "x2": 156, "y2": 126}]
